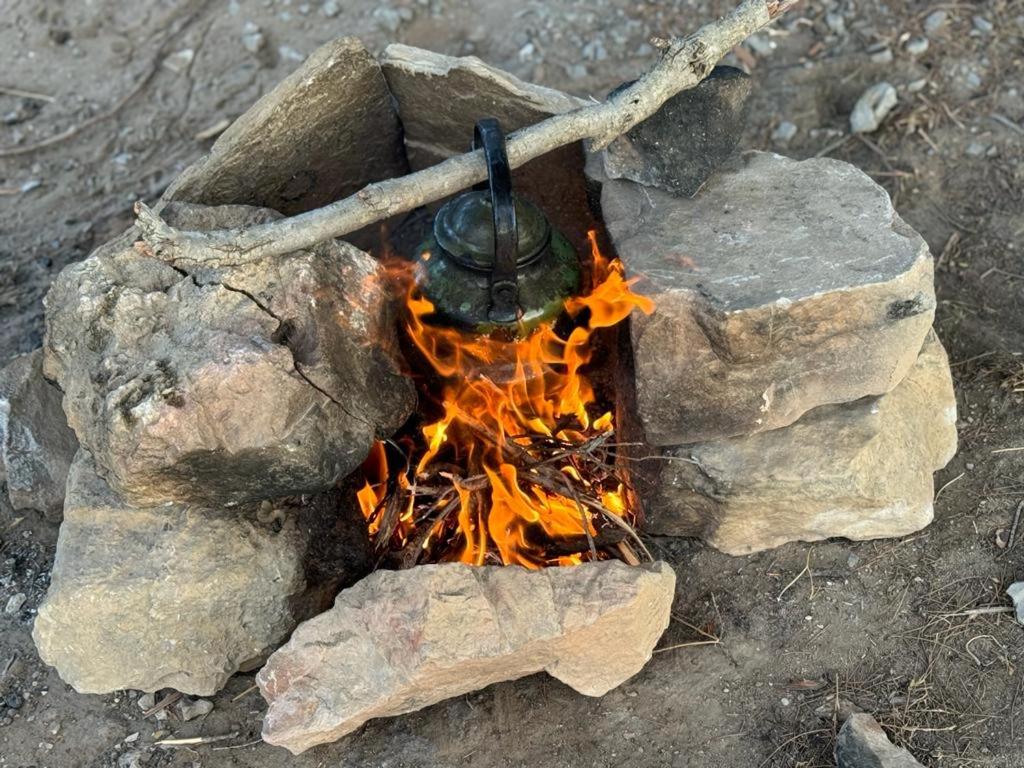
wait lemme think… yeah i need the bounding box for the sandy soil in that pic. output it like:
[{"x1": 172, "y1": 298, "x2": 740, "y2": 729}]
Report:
[{"x1": 1, "y1": 0, "x2": 1023, "y2": 765}]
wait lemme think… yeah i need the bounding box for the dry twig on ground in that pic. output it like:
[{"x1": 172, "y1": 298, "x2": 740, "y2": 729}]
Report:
[{"x1": 133, "y1": 0, "x2": 800, "y2": 266}]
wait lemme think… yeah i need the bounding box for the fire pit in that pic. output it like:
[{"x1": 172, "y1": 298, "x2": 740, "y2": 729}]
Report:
[{"x1": 0, "y1": 1, "x2": 956, "y2": 756}]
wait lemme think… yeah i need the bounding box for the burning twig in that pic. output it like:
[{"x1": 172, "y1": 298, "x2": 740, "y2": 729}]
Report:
[{"x1": 133, "y1": 0, "x2": 800, "y2": 267}]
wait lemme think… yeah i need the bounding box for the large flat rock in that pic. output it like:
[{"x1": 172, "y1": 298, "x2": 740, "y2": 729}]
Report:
[
  {"x1": 258, "y1": 560, "x2": 675, "y2": 754},
  {"x1": 32, "y1": 450, "x2": 372, "y2": 695},
  {"x1": 0, "y1": 349, "x2": 78, "y2": 520},
  {"x1": 380, "y1": 45, "x2": 599, "y2": 250},
  {"x1": 603, "y1": 151, "x2": 936, "y2": 445},
  {"x1": 43, "y1": 202, "x2": 414, "y2": 507},
  {"x1": 640, "y1": 333, "x2": 957, "y2": 555},
  {"x1": 163, "y1": 37, "x2": 408, "y2": 216}
]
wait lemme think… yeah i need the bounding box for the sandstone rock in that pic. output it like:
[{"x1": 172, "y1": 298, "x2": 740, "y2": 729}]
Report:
[
  {"x1": 640, "y1": 333, "x2": 957, "y2": 555},
  {"x1": 601, "y1": 66, "x2": 752, "y2": 197},
  {"x1": 258, "y1": 560, "x2": 675, "y2": 754},
  {"x1": 836, "y1": 713, "x2": 924, "y2": 767},
  {"x1": 0, "y1": 349, "x2": 78, "y2": 521},
  {"x1": 44, "y1": 202, "x2": 414, "y2": 507},
  {"x1": 163, "y1": 37, "x2": 408, "y2": 216},
  {"x1": 603, "y1": 151, "x2": 936, "y2": 445},
  {"x1": 33, "y1": 450, "x2": 372, "y2": 695},
  {"x1": 380, "y1": 45, "x2": 600, "y2": 249}
]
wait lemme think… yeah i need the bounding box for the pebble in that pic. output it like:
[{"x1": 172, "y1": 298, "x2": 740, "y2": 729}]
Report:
[
  {"x1": 745, "y1": 34, "x2": 776, "y2": 57},
  {"x1": 278, "y1": 45, "x2": 304, "y2": 62},
  {"x1": 907, "y1": 78, "x2": 928, "y2": 93},
  {"x1": 973, "y1": 15, "x2": 994, "y2": 34},
  {"x1": 5, "y1": 692, "x2": 24, "y2": 710},
  {"x1": 118, "y1": 750, "x2": 149, "y2": 768},
  {"x1": 867, "y1": 45, "x2": 893, "y2": 64},
  {"x1": 825, "y1": 12, "x2": 846, "y2": 36},
  {"x1": 772, "y1": 121, "x2": 798, "y2": 144},
  {"x1": 241, "y1": 22, "x2": 265, "y2": 54},
  {"x1": 162, "y1": 48, "x2": 194, "y2": 74},
  {"x1": 850, "y1": 81, "x2": 898, "y2": 133},
  {"x1": 4, "y1": 592, "x2": 26, "y2": 614},
  {"x1": 966, "y1": 142, "x2": 987, "y2": 157},
  {"x1": 924, "y1": 10, "x2": 947, "y2": 34},
  {"x1": 137, "y1": 692, "x2": 155, "y2": 711},
  {"x1": 177, "y1": 697, "x2": 214, "y2": 722},
  {"x1": 373, "y1": 6, "x2": 412, "y2": 33},
  {"x1": 321, "y1": 0, "x2": 340, "y2": 17},
  {"x1": 904, "y1": 37, "x2": 929, "y2": 56}
]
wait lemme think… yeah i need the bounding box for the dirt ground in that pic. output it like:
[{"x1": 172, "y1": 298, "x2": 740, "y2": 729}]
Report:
[{"x1": 2, "y1": 0, "x2": 1023, "y2": 765}]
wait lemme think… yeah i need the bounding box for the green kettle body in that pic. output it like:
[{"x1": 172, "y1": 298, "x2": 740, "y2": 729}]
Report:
[{"x1": 414, "y1": 119, "x2": 581, "y2": 335}]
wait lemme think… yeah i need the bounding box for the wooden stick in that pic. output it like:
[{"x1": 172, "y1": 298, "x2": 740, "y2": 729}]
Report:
[
  {"x1": 156, "y1": 732, "x2": 239, "y2": 747},
  {"x1": 134, "y1": 0, "x2": 799, "y2": 266}
]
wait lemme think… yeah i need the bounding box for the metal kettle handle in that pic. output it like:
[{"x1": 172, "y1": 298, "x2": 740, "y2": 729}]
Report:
[{"x1": 473, "y1": 118, "x2": 519, "y2": 324}]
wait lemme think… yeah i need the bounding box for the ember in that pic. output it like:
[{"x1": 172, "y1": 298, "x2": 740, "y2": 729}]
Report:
[{"x1": 358, "y1": 232, "x2": 654, "y2": 568}]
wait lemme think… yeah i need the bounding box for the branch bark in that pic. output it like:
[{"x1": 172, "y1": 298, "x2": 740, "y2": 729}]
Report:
[{"x1": 135, "y1": 0, "x2": 800, "y2": 265}]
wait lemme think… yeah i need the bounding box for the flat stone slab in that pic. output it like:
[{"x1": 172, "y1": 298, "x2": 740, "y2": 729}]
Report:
[
  {"x1": 258, "y1": 560, "x2": 675, "y2": 754},
  {"x1": 44, "y1": 202, "x2": 415, "y2": 507},
  {"x1": 33, "y1": 450, "x2": 372, "y2": 695},
  {"x1": 164, "y1": 37, "x2": 408, "y2": 216},
  {"x1": 0, "y1": 349, "x2": 78, "y2": 520},
  {"x1": 602, "y1": 151, "x2": 936, "y2": 445},
  {"x1": 380, "y1": 45, "x2": 599, "y2": 249},
  {"x1": 641, "y1": 333, "x2": 957, "y2": 555}
]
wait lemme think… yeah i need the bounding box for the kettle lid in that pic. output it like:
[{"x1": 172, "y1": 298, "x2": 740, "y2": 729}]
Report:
[{"x1": 433, "y1": 191, "x2": 551, "y2": 272}]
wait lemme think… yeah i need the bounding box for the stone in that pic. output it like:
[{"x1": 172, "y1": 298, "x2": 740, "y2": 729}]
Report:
[
  {"x1": 240, "y1": 22, "x2": 265, "y2": 55},
  {"x1": 1008, "y1": 582, "x2": 1024, "y2": 624},
  {"x1": 772, "y1": 120, "x2": 798, "y2": 144},
  {"x1": 177, "y1": 698, "x2": 214, "y2": 721},
  {"x1": 44, "y1": 202, "x2": 414, "y2": 507},
  {"x1": 600, "y1": 66, "x2": 752, "y2": 198},
  {"x1": 639, "y1": 333, "x2": 957, "y2": 555},
  {"x1": 4, "y1": 593, "x2": 26, "y2": 614},
  {"x1": 924, "y1": 10, "x2": 947, "y2": 34},
  {"x1": 163, "y1": 37, "x2": 408, "y2": 217},
  {"x1": 0, "y1": 349, "x2": 79, "y2": 521},
  {"x1": 850, "y1": 82, "x2": 898, "y2": 134},
  {"x1": 32, "y1": 450, "x2": 372, "y2": 695},
  {"x1": 258, "y1": 560, "x2": 675, "y2": 754},
  {"x1": 972, "y1": 15, "x2": 994, "y2": 34},
  {"x1": 601, "y1": 151, "x2": 936, "y2": 445},
  {"x1": 904, "y1": 37, "x2": 929, "y2": 56},
  {"x1": 836, "y1": 713, "x2": 924, "y2": 767},
  {"x1": 380, "y1": 45, "x2": 600, "y2": 250}
]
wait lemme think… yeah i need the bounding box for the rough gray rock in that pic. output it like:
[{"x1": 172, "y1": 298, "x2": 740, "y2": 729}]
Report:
[
  {"x1": 380, "y1": 45, "x2": 600, "y2": 249},
  {"x1": 640, "y1": 333, "x2": 957, "y2": 555},
  {"x1": 601, "y1": 66, "x2": 752, "y2": 197},
  {"x1": 836, "y1": 713, "x2": 924, "y2": 767},
  {"x1": 258, "y1": 560, "x2": 675, "y2": 754},
  {"x1": 0, "y1": 349, "x2": 78, "y2": 521},
  {"x1": 43, "y1": 202, "x2": 414, "y2": 507},
  {"x1": 602, "y1": 150, "x2": 936, "y2": 445},
  {"x1": 33, "y1": 450, "x2": 372, "y2": 695},
  {"x1": 163, "y1": 37, "x2": 408, "y2": 216}
]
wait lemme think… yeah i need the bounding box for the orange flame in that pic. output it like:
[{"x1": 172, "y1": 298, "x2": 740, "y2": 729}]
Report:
[{"x1": 358, "y1": 231, "x2": 653, "y2": 568}]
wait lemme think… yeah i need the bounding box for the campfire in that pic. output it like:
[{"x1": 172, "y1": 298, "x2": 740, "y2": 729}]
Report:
[
  {"x1": 358, "y1": 231, "x2": 653, "y2": 569},
  {"x1": 17, "y1": 0, "x2": 957, "y2": 757}
]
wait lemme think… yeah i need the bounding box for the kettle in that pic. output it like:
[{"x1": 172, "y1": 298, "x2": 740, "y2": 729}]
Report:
[{"x1": 413, "y1": 118, "x2": 581, "y2": 335}]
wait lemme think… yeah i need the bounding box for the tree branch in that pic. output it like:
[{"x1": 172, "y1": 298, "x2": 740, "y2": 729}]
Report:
[{"x1": 135, "y1": 0, "x2": 800, "y2": 266}]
